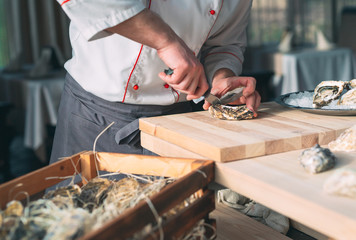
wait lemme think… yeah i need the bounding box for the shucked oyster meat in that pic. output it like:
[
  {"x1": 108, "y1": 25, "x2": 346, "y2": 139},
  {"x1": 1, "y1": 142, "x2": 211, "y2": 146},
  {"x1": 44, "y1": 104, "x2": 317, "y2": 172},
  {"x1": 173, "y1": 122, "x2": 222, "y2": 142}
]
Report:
[
  {"x1": 312, "y1": 80, "x2": 345, "y2": 108},
  {"x1": 299, "y1": 144, "x2": 336, "y2": 174},
  {"x1": 208, "y1": 104, "x2": 255, "y2": 120}
]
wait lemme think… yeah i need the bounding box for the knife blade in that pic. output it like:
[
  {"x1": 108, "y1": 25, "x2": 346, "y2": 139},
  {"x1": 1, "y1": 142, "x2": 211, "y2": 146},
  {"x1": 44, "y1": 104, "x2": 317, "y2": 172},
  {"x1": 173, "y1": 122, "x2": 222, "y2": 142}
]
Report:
[{"x1": 195, "y1": 87, "x2": 244, "y2": 105}]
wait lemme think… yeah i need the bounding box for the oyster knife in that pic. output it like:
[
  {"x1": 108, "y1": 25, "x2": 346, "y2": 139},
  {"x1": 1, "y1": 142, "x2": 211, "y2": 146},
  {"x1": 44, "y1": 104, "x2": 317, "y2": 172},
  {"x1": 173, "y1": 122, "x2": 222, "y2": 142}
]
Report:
[{"x1": 164, "y1": 68, "x2": 243, "y2": 105}]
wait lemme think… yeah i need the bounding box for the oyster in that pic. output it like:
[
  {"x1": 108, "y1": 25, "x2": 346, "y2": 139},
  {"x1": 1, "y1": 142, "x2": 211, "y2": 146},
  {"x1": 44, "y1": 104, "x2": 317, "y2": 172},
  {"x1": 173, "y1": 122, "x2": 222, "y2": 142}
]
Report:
[
  {"x1": 4, "y1": 200, "x2": 23, "y2": 217},
  {"x1": 346, "y1": 79, "x2": 356, "y2": 89},
  {"x1": 323, "y1": 168, "x2": 356, "y2": 199},
  {"x1": 312, "y1": 80, "x2": 345, "y2": 108},
  {"x1": 328, "y1": 125, "x2": 356, "y2": 152},
  {"x1": 208, "y1": 104, "x2": 255, "y2": 120},
  {"x1": 338, "y1": 88, "x2": 356, "y2": 106},
  {"x1": 43, "y1": 184, "x2": 82, "y2": 199},
  {"x1": 299, "y1": 144, "x2": 336, "y2": 174},
  {"x1": 77, "y1": 177, "x2": 113, "y2": 211}
]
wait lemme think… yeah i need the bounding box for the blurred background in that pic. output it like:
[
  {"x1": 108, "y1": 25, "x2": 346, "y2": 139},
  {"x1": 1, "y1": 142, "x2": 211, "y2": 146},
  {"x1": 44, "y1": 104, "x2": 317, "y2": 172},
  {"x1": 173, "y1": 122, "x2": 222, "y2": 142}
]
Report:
[{"x1": 1, "y1": 0, "x2": 356, "y2": 183}]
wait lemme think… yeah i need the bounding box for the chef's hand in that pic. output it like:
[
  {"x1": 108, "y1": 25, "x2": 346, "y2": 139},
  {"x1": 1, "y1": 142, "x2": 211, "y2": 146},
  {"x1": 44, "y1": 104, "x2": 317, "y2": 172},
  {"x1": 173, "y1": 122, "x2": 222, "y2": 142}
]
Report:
[
  {"x1": 203, "y1": 68, "x2": 261, "y2": 116},
  {"x1": 157, "y1": 40, "x2": 209, "y2": 100},
  {"x1": 106, "y1": 9, "x2": 208, "y2": 100}
]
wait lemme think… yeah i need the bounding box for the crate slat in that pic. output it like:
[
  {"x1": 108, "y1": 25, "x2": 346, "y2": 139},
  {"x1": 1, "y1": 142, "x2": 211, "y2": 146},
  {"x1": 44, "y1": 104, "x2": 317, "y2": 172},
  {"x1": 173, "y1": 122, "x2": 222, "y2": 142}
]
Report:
[
  {"x1": 146, "y1": 190, "x2": 215, "y2": 240},
  {"x1": 0, "y1": 153, "x2": 82, "y2": 208},
  {"x1": 81, "y1": 161, "x2": 214, "y2": 239}
]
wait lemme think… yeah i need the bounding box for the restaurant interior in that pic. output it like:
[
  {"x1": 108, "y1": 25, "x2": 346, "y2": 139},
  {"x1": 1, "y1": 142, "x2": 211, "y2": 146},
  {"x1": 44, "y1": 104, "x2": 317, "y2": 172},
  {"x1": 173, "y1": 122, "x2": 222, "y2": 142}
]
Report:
[{"x1": 0, "y1": 1, "x2": 355, "y2": 239}]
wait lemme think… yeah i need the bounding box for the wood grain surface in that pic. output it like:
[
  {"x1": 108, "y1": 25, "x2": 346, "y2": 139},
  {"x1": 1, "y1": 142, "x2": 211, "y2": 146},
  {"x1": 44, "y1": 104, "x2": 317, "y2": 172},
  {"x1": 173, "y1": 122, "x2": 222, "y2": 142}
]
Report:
[
  {"x1": 211, "y1": 203, "x2": 291, "y2": 240},
  {"x1": 215, "y1": 149, "x2": 356, "y2": 240},
  {"x1": 141, "y1": 134, "x2": 356, "y2": 239},
  {"x1": 139, "y1": 102, "x2": 356, "y2": 162}
]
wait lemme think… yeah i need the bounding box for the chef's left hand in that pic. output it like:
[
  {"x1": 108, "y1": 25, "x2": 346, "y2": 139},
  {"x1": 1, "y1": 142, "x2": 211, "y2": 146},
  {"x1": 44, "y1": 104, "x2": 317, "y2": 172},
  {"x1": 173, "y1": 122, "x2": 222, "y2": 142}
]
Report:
[{"x1": 202, "y1": 68, "x2": 261, "y2": 115}]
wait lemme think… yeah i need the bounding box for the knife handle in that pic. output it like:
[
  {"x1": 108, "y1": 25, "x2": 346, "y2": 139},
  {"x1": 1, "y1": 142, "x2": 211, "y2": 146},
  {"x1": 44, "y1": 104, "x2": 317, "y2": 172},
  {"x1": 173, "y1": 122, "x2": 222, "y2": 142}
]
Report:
[{"x1": 164, "y1": 68, "x2": 174, "y2": 75}]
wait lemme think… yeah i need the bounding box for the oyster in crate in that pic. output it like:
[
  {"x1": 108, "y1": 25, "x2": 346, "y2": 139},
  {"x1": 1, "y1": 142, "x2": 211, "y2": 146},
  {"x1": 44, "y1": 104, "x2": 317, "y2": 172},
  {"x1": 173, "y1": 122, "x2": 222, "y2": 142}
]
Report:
[
  {"x1": 312, "y1": 80, "x2": 345, "y2": 108},
  {"x1": 3, "y1": 200, "x2": 23, "y2": 217},
  {"x1": 43, "y1": 184, "x2": 82, "y2": 199},
  {"x1": 77, "y1": 177, "x2": 113, "y2": 211},
  {"x1": 328, "y1": 125, "x2": 356, "y2": 152},
  {"x1": 209, "y1": 104, "x2": 255, "y2": 120},
  {"x1": 338, "y1": 88, "x2": 356, "y2": 106},
  {"x1": 323, "y1": 168, "x2": 356, "y2": 199},
  {"x1": 299, "y1": 144, "x2": 336, "y2": 174}
]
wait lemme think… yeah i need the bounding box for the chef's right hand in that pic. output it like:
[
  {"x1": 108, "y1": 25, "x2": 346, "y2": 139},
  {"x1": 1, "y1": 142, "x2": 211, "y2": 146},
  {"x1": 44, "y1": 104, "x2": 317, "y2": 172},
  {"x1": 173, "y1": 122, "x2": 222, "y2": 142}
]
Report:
[{"x1": 157, "y1": 39, "x2": 209, "y2": 100}]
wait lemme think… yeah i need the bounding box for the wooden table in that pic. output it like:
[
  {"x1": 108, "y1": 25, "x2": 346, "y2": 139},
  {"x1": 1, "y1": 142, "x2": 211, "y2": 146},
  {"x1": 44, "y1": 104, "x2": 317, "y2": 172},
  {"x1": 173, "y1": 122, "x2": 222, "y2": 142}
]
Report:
[
  {"x1": 0, "y1": 70, "x2": 65, "y2": 162},
  {"x1": 139, "y1": 102, "x2": 356, "y2": 240}
]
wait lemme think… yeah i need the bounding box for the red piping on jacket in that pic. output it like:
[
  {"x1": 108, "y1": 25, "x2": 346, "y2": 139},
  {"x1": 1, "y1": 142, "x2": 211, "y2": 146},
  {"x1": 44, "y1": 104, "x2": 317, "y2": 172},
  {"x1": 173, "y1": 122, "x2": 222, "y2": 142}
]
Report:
[
  {"x1": 122, "y1": 0, "x2": 151, "y2": 102},
  {"x1": 205, "y1": 51, "x2": 242, "y2": 64},
  {"x1": 122, "y1": 45, "x2": 143, "y2": 102},
  {"x1": 61, "y1": 0, "x2": 70, "y2": 6},
  {"x1": 203, "y1": 0, "x2": 224, "y2": 43}
]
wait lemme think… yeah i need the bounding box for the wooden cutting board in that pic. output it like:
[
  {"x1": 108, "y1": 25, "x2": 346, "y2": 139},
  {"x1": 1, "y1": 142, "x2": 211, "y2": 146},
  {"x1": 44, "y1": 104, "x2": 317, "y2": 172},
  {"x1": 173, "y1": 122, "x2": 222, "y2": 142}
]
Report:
[{"x1": 139, "y1": 102, "x2": 356, "y2": 162}]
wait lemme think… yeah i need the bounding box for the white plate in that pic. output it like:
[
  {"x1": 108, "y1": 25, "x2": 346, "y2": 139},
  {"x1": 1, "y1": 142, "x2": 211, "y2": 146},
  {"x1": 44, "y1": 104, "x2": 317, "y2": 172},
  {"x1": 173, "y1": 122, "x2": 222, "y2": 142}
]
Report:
[{"x1": 275, "y1": 90, "x2": 356, "y2": 116}]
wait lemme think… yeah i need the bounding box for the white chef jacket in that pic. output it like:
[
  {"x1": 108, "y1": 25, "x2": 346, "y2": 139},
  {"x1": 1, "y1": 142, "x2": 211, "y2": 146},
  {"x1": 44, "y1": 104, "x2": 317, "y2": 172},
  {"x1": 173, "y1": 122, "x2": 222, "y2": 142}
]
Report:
[{"x1": 57, "y1": 0, "x2": 251, "y2": 105}]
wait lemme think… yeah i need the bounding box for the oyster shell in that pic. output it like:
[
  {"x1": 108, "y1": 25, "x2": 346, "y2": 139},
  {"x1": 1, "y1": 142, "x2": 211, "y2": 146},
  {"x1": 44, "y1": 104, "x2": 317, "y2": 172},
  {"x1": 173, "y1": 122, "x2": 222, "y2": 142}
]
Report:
[
  {"x1": 4, "y1": 200, "x2": 23, "y2": 217},
  {"x1": 208, "y1": 104, "x2": 255, "y2": 120},
  {"x1": 328, "y1": 125, "x2": 356, "y2": 152},
  {"x1": 299, "y1": 144, "x2": 336, "y2": 174},
  {"x1": 323, "y1": 168, "x2": 356, "y2": 199},
  {"x1": 346, "y1": 79, "x2": 356, "y2": 89},
  {"x1": 43, "y1": 184, "x2": 82, "y2": 199},
  {"x1": 312, "y1": 80, "x2": 345, "y2": 108},
  {"x1": 77, "y1": 177, "x2": 113, "y2": 211},
  {"x1": 338, "y1": 88, "x2": 356, "y2": 106}
]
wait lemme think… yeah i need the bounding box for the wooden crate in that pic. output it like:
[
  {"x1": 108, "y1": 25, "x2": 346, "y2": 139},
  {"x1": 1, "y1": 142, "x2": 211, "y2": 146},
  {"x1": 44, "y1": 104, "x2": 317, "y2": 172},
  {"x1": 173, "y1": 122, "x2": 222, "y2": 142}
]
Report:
[{"x1": 0, "y1": 151, "x2": 215, "y2": 240}]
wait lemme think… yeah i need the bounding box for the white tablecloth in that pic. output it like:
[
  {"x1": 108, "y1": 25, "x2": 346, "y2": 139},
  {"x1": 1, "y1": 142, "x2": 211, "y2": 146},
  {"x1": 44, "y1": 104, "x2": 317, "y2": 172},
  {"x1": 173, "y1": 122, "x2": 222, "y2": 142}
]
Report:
[
  {"x1": 0, "y1": 70, "x2": 65, "y2": 162},
  {"x1": 269, "y1": 47, "x2": 355, "y2": 95}
]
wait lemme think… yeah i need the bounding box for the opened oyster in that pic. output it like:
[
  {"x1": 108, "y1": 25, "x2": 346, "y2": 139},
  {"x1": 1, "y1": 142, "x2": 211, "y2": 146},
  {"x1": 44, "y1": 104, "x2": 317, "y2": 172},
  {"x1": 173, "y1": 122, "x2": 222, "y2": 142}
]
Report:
[
  {"x1": 208, "y1": 104, "x2": 255, "y2": 120},
  {"x1": 338, "y1": 88, "x2": 356, "y2": 106},
  {"x1": 299, "y1": 144, "x2": 336, "y2": 174},
  {"x1": 323, "y1": 168, "x2": 356, "y2": 199},
  {"x1": 328, "y1": 125, "x2": 356, "y2": 152},
  {"x1": 312, "y1": 81, "x2": 345, "y2": 108}
]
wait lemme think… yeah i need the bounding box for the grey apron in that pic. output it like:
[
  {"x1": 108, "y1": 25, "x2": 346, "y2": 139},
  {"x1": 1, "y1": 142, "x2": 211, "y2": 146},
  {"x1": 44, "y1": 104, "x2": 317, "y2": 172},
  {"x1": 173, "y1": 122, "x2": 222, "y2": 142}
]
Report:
[{"x1": 49, "y1": 73, "x2": 193, "y2": 166}]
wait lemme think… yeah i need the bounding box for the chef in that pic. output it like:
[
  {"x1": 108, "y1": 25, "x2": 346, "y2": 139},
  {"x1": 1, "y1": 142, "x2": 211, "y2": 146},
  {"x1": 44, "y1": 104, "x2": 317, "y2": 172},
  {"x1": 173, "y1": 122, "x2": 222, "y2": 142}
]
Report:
[{"x1": 50, "y1": 0, "x2": 261, "y2": 164}]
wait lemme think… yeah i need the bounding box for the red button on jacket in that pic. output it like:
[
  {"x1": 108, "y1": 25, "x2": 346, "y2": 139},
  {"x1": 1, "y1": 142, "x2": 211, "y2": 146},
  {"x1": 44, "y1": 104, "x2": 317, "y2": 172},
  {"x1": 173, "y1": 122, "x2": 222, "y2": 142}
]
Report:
[
  {"x1": 210, "y1": 10, "x2": 216, "y2": 15},
  {"x1": 164, "y1": 84, "x2": 169, "y2": 88},
  {"x1": 133, "y1": 85, "x2": 139, "y2": 90}
]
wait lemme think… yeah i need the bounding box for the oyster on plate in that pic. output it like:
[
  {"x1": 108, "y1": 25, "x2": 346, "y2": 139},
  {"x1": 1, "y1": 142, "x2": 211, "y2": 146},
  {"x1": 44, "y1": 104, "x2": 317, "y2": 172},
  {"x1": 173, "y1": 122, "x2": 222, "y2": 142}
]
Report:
[
  {"x1": 312, "y1": 80, "x2": 345, "y2": 108},
  {"x1": 346, "y1": 79, "x2": 356, "y2": 89},
  {"x1": 208, "y1": 104, "x2": 255, "y2": 120},
  {"x1": 323, "y1": 168, "x2": 356, "y2": 199},
  {"x1": 338, "y1": 88, "x2": 356, "y2": 106},
  {"x1": 299, "y1": 144, "x2": 336, "y2": 174}
]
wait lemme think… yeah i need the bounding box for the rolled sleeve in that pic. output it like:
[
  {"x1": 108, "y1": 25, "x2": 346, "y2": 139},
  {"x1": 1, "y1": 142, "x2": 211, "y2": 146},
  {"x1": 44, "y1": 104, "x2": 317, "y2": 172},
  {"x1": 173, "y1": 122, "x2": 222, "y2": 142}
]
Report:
[
  {"x1": 200, "y1": 0, "x2": 252, "y2": 84},
  {"x1": 58, "y1": 0, "x2": 146, "y2": 41}
]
